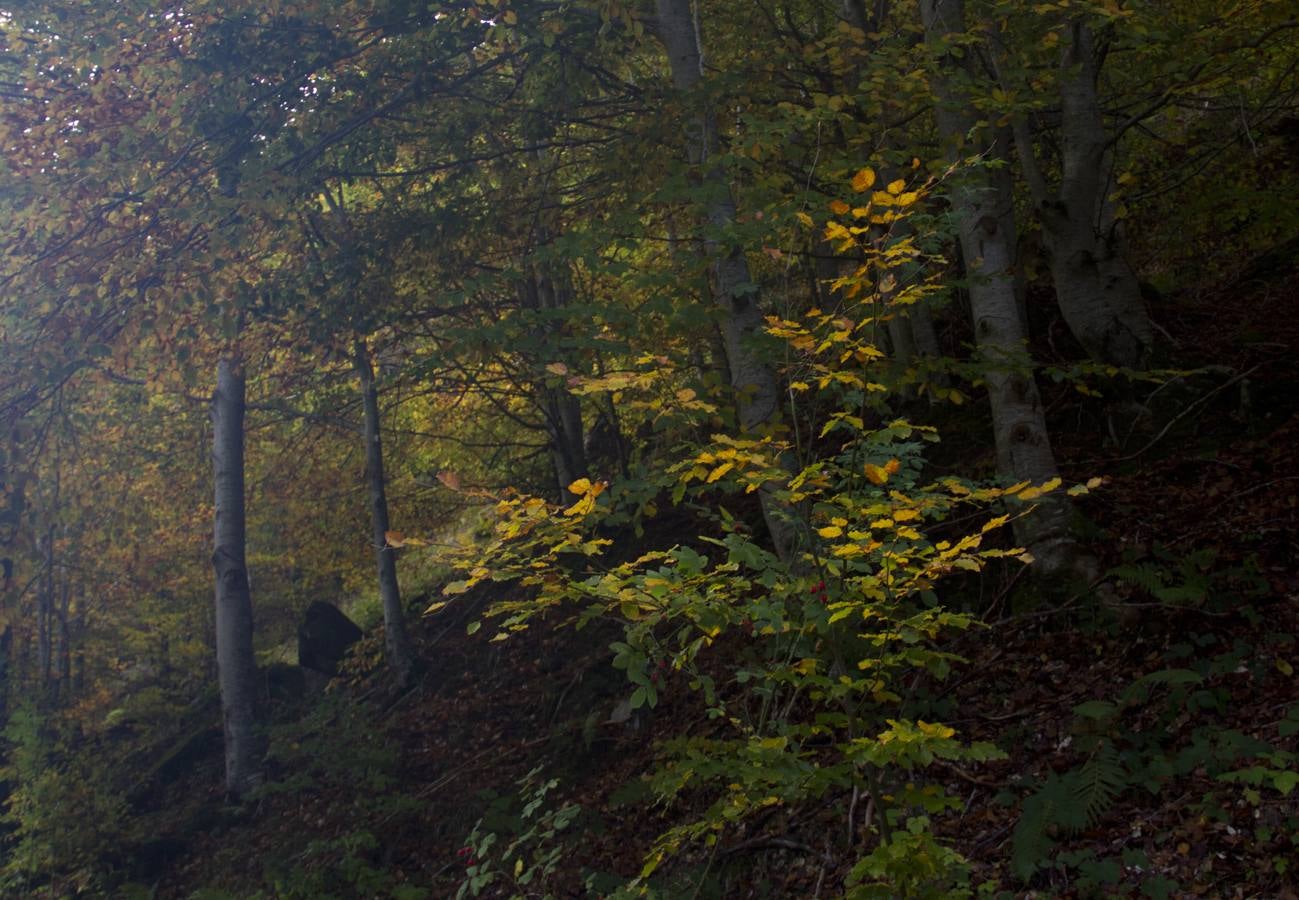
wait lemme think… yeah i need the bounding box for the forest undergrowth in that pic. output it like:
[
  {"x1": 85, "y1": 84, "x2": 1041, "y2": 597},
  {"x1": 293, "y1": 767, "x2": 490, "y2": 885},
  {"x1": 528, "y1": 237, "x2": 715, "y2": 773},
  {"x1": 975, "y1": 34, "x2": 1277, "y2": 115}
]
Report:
[{"x1": 124, "y1": 266, "x2": 1299, "y2": 900}]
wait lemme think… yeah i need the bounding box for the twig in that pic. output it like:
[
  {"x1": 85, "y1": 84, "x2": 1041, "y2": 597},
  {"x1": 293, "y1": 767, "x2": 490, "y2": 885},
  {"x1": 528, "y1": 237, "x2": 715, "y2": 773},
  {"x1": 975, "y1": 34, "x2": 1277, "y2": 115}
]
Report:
[
  {"x1": 1105, "y1": 364, "x2": 1262, "y2": 463},
  {"x1": 937, "y1": 760, "x2": 1007, "y2": 788},
  {"x1": 720, "y1": 835, "x2": 813, "y2": 857},
  {"x1": 812, "y1": 837, "x2": 833, "y2": 899}
]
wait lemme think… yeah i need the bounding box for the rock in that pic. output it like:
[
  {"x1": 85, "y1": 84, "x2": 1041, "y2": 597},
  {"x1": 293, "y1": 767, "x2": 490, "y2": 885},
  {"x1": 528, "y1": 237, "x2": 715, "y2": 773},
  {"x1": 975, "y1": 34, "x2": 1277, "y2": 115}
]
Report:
[{"x1": 296, "y1": 601, "x2": 362, "y2": 676}]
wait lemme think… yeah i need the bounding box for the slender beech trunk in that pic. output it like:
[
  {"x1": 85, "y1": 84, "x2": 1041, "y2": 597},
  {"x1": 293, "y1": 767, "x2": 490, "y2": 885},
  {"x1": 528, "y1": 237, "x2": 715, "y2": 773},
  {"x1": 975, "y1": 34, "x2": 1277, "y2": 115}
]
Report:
[
  {"x1": 38, "y1": 435, "x2": 59, "y2": 701},
  {"x1": 1012, "y1": 19, "x2": 1152, "y2": 369},
  {"x1": 655, "y1": 0, "x2": 798, "y2": 560},
  {"x1": 38, "y1": 525, "x2": 52, "y2": 698},
  {"x1": 354, "y1": 340, "x2": 416, "y2": 687},
  {"x1": 55, "y1": 576, "x2": 69, "y2": 704},
  {"x1": 0, "y1": 625, "x2": 10, "y2": 724},
  {"x1": 211, "y1": 355, "x2": 262, "y2": 799},
  {"x1": 921, "y1": 0, "x2": 1091, "y2": 579}
]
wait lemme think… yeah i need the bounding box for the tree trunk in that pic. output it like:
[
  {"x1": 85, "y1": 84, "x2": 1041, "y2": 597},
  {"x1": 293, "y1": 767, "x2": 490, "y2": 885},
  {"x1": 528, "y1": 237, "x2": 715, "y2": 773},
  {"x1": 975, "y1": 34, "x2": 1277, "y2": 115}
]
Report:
[
  {"x1": 538, "y1": 274, "x2": 588, "y2": 498},
  {"x1": 211, "y1": 355, "x2": 263, "y2": 799},
  {"x1": 1015, "y1": 19, "x2": 1152, "y2": 369},
  {"x1": 354, "y1": 339, "x2": 416, "y2": 688},
  {"x1": 0, "y1": 625, "x2": 10, "y2": 725},
  {"x1": 56, "y1": 575, "x2": 70, "y2": 704},
  {"x1": 38, "y1": 525, "x2": 52, "y2": 699},
  {"x1": 655, "y1": 0, "x2": 799, "y2": 561},
  {"x1": 921, "y1": 0, "x2": 1091, "y2": 580}
]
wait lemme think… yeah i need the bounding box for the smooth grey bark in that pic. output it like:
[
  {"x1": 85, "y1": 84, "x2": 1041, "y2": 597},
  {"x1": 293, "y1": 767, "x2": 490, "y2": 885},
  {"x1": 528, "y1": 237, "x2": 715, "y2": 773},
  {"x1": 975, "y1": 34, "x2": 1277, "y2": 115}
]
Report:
[
  {"x1": 56, "y1": 577, "x2": 70, "y2": 704},
  {"x1": 991, "y1": 127, "x2": 1031, "y2": 337},
  {"x1": 0, "y1": 626, "x2": 10, "y2": 724},
  {"x1": 38, "y1": 434, "x2": 59, "y2": 700},
  {"x1": 211, "y1": 355, "x2": 263, "y2": 799},
  {"x1": 922, "y1": 0, "x2": 1090, "y2": 579},
  {"x1": 655, "y1": 0, "x2": 799, "y2": 561},
  {"x1": 1011, "y1": 19, "x2": 1152, "y2": 369},
  {"x1": 354, "y1": 340, "x2": 416, "y2": 688},
  {"x1": 37, "y1": 524, "x2": 52, "y2": 697}
]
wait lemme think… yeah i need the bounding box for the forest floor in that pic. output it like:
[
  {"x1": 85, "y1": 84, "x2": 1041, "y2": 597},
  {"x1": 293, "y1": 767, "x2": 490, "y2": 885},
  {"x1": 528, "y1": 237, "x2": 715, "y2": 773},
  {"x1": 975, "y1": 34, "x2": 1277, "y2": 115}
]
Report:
[{"x1": 141, "y1": 267, "x2": 1299, "y2": 900}]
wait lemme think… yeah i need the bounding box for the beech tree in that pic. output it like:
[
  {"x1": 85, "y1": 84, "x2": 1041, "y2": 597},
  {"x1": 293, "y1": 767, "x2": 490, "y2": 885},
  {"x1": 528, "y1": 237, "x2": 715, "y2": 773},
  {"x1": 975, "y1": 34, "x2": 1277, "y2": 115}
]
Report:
[
  {"x1": 354, "y1": 338, "x2": 417, "y2": 687},
  {"x1": 920, "y1": 0, "x2": 1089, "y2": 578},
  {"x1": 210, "y1": 352, "x2": 262, "y2": 798},
  {"x1": 654, "y1": 0, "x2": 799, "y2": 560},
  {"x1": 1006, "y1": 16, "x2": 1153, "y2": 370}
]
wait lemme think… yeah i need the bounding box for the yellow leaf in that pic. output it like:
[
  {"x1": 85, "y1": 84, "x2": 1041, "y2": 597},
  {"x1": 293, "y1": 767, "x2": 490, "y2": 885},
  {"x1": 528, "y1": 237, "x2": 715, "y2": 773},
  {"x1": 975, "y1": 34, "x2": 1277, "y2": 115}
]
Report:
[
  {"x1": 851, "y1": 167, "x2": 877, "y2": 191},
  {"x1": 865, "y1": 464, "x2": 889, "y2": 486},
  {"x1": 1277, "y1": 658, "x2": 1294, "y2": 677},
  {"x1": 982, "y1": 514, "x2": 1009, "y2": 532},
  {"x1": 817, "y1": 525, "x2": 843, "y2": 538},
  {"x1": 824, "y1": 221, "x2": 852, "y2": 242},
  {"x1": 502, "y1": 9, "x2": 517, "y2": 24},
  {"x1": 884, "y1": 458, "x2": 901, "y2": 475},
  {"x1": 568, "y1": 477, "x2": 593, "y2": 495},
  {"x1": 829, "y1": 199, "x2": 851, "y2": 215},
  {"x1": 425, "y1": 600, "x2": 449, "y2": 614},
  {"x1": 887, "y1": 178, "x2": 906, "y2": 194},
  {"x1": 795, "y1": 211, "x2": 814, "y2": 227},
  {"x1": 896, "y1": 191, "x2": 919, "y2": 207},
  {"x1": 545, "y1": 361, "x2": 569, "y2": 375},
  {"x1": 917, "y1": 720, "x2": 956, "y2": 739},
  {"x1": 1019, "y1": 476, "x2": 1062, "y2": 501},
  {"x1": 676, "y1": 388, "x2": 697, "y2": 402},
  {"x1": 706, "y1": 462, "x2": 735, "y2": 483}
]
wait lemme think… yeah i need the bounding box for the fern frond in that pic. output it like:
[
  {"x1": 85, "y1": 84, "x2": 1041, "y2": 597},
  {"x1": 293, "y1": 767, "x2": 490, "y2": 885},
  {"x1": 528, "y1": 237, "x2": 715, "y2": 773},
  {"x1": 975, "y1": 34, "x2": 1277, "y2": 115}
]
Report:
[
  {"x1": 1012, "y1": 744, "x2": 1129, "y2": 883},
  {"x1": 1108, "y1": 562, "x2": 1166, "y2": 596},
  {"x1": 1072, "y1": 740, "x2": 1125, "y2": 826}
]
